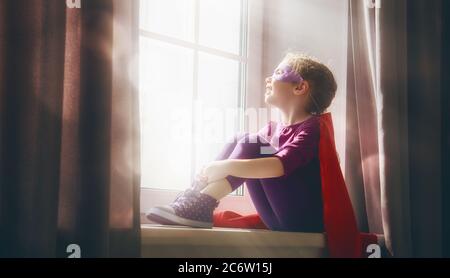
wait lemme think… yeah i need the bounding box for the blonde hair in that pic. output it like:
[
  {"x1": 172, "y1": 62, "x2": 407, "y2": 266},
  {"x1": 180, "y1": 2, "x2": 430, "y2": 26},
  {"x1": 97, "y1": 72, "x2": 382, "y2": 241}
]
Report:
[{"x1": 282, "y1": 53, "x2": 337, "y2": 115}]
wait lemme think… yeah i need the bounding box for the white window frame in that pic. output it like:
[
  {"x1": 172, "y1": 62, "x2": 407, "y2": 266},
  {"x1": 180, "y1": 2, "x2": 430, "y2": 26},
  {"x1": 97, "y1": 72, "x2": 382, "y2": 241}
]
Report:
[{"x1": 139, "y1": 0, "x2": 264, "y2": 218}]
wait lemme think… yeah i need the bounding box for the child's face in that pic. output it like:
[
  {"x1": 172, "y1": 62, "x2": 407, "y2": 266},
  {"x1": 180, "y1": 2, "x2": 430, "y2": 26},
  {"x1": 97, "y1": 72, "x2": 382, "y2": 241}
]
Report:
[{"x1": 264, "y1": 62, "x2": 305, "y2": 108}]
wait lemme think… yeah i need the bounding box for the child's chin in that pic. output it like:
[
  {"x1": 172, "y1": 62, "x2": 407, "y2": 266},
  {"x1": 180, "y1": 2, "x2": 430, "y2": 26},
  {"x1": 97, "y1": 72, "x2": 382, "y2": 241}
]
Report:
[{"x1": 265, "y1": 96, "x2": 276, "y2": 106}]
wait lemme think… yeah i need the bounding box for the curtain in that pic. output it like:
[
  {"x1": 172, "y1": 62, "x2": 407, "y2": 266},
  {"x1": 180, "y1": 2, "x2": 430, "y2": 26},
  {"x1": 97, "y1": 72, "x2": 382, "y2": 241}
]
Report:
[
  {"x1": 347, "y1": 0, "x2": 448, "y2": 257},
  {"x1": 403, "y1": 0, "x2": 446, "y2": 258},
  {"x1": 443, "y1": 0, "x2": 450, "y2": 259},
  {"x1": 0, "y1": 0, "x2": 141, "y2": 258},
  {"x1": 346, "y1": 0, "x2": 383, "y2": 236}
]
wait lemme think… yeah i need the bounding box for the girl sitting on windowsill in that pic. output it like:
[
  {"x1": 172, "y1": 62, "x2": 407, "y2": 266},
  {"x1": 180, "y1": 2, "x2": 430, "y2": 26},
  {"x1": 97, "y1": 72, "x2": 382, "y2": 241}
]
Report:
[{"x1": 147, "y1": 53, "x2": 337, "y2": 233}]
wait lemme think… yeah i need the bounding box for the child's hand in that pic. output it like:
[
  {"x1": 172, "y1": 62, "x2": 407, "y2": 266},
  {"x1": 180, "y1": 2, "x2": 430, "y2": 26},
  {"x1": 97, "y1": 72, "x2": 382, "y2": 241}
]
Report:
[
  {"x1": 201, "y1": 160, "x2": 230, "y2": 184},
  {"x1": 194, "y1": 173, "x2": 208, "y2": 190}
]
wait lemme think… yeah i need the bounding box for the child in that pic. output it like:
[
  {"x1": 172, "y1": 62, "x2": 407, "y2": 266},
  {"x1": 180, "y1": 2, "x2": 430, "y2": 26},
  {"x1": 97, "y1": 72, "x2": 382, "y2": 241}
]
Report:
[{"x1": 147, "y1": 53, "x2": 337, "y2": 232}]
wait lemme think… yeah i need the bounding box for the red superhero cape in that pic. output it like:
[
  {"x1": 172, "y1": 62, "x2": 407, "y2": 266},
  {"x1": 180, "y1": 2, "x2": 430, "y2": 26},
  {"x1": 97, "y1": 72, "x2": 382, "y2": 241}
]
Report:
[{"x1": 213, "y1": 113, "x2": 378, "y2": 258}]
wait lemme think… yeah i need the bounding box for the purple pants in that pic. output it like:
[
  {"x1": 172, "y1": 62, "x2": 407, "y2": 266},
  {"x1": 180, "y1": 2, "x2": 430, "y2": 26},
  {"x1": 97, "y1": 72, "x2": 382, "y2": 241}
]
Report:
[{"x1": 215, "y1": 133, "x2": 324, "y2": 232}]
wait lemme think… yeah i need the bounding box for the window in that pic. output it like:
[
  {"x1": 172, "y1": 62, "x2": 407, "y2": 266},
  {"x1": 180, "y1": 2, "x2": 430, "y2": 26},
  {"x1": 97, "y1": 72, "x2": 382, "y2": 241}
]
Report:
[
  {"x1": 138, "y1": 0, "x2": 348, "y2": 219},
  {"x1": 139, "y1": 0, "x2": 253, "y2": 212}
]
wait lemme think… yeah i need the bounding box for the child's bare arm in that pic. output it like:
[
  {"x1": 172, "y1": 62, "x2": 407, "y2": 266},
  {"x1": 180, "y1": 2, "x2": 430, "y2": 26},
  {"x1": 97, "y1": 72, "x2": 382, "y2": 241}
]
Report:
[
  {"x1": 227, "y1": 158, "x2": 284, "y2": 179},
  {"x1": 202, "y1": 157, "x2": 284, "y2": 183}
]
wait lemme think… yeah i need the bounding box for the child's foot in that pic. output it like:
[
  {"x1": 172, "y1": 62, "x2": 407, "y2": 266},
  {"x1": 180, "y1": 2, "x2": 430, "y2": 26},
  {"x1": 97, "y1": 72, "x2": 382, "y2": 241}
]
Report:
[{"x1": 146, "y1": 188, "x2": 219, "y2": 228}]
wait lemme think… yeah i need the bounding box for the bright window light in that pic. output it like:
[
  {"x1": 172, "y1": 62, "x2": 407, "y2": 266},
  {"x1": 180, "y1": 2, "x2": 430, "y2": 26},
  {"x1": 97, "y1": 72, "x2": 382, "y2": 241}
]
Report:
[
  {"x1": 139, "y1": 0, "x2": 247, "y2": 194},
  {"x1": 198, "y1": 0, "x2": 242, "y2": 54}
]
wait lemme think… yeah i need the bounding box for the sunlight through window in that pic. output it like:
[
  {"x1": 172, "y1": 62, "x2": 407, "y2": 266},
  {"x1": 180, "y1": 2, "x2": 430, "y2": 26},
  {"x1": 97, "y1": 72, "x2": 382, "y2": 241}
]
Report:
[{"x1": 139, "y1": 0, "x2": 247, "y2": 193}]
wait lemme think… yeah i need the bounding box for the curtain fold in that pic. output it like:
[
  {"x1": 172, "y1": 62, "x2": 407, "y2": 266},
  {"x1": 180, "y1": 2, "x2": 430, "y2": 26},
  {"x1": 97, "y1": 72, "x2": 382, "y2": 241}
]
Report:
[
  {"x1": 346, "y1": 0, "x2": 383, "y2": 235},
  {"x1": 404, "y1": 0, "x2": 444, "y2": 257},
  {"x1": 0, "y1": 0, "x2": 68, "y2": 258},
  {"x1": 0, "y1": 0, "x2": 140, "y2": 258},
  {"x1": 443, "y1": 0, "x2": 450, "y2": 259},
  {"x1": 377, "y1": 0, "x2": 411, "y2": 257}
]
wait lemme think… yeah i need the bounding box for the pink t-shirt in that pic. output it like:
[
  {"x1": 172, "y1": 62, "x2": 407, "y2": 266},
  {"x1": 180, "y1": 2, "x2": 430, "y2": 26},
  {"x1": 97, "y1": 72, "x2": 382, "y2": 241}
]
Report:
[
  {"x1": 256, "y1": 115, "x2": 324, "y2": 232},
  {"x1": 258, "y1": 115, "x2": 320, "y2": 176}
]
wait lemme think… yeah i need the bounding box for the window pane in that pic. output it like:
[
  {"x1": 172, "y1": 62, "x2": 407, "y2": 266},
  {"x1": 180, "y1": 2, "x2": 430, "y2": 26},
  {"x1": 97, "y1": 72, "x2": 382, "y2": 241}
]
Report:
[
  {"x1": 140, "y1": 0, "x2": 195, "y2": 42},
  {"x1": 199, "y1": 0, "x2": 242, "y2": 54},
  {"x1": 194, "y1": 53, "x2": 240, "y2": 173},
  {"x1": 140, "y1": 37, "x2": 194, "y2": 190}
]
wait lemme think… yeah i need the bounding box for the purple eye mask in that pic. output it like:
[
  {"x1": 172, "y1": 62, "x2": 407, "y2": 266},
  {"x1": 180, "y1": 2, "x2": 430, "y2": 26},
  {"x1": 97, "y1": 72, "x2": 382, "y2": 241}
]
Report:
[{"x1": 272, "y1": 64, "x2": 304, "y2": 83}]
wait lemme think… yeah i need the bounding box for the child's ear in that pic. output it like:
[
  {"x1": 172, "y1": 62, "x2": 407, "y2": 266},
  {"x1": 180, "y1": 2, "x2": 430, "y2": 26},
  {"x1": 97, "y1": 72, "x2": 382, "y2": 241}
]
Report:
[{"x1": 293, "y1": 81, "x2": 309, "y2": 96}]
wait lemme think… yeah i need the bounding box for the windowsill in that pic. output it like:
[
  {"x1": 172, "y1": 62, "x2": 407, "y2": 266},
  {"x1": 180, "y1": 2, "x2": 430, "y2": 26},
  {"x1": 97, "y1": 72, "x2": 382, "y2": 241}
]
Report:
[
  {"x1": 140, "y1": 188, "x2": 257, "y2": 221},
  {"x1": 141, "y1": 224, "x2": 328, "y2": 258}
]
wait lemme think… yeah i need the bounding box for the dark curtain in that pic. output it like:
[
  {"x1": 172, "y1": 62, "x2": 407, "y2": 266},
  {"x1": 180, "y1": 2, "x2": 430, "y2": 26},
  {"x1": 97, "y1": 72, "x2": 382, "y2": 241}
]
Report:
[
  {"x1": 443, "y1": 0, "x2": 450, "y2": 259},
  {"x1": 0, "y1": 0, "x2": 141, "y2": 257},
  {"x1": 347, "y1": 0, "x2": 449, "y2": 257},
  {"x1": 405, "y1": 0, "x2": 447, "y2": 257}
]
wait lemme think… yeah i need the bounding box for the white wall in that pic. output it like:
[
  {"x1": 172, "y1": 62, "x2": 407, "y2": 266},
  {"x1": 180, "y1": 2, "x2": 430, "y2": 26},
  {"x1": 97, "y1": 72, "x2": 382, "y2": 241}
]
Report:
[{"x1": 258, "y1": 0, "x2": 348, "y2": 171}]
